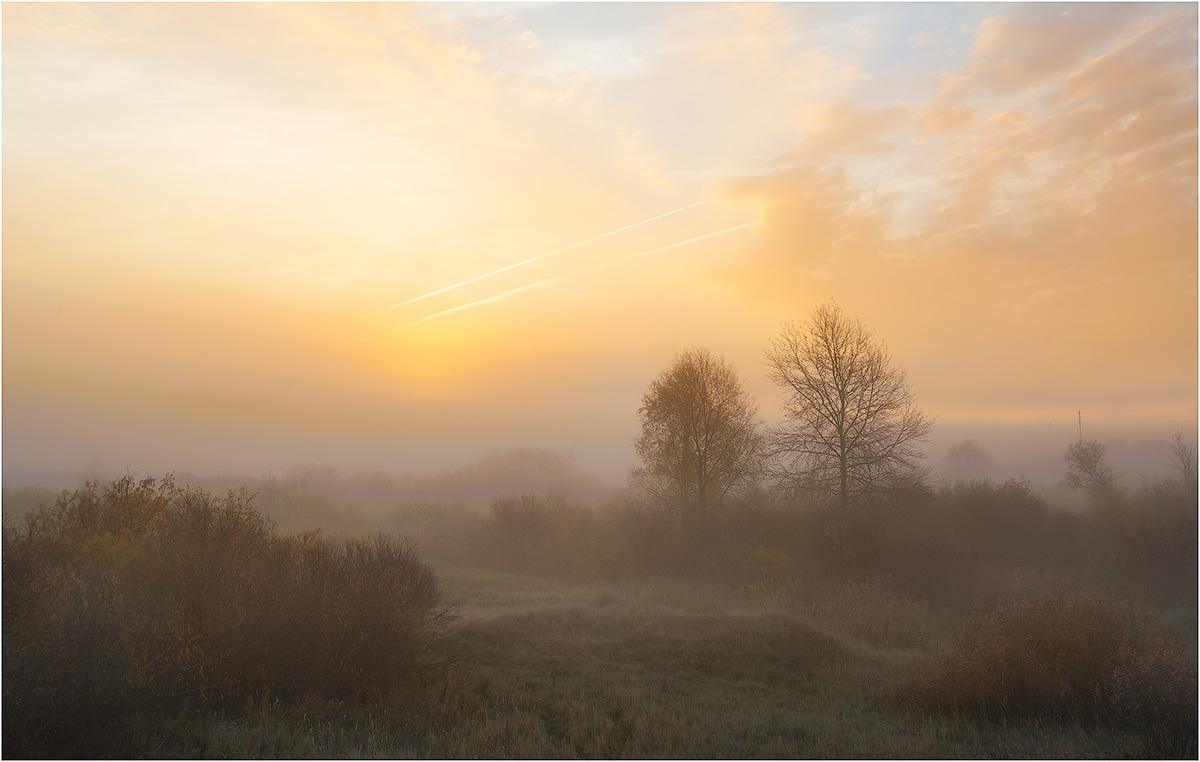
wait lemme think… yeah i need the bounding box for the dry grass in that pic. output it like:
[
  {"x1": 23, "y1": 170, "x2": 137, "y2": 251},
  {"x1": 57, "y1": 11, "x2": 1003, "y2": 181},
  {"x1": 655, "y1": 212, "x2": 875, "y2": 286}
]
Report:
[
  {"x1": 131, "y1": 566, "x2": 1187, "y2": 759},
  {"x1": 807, "y1": 575, "x2": 929, "y2": 649}
]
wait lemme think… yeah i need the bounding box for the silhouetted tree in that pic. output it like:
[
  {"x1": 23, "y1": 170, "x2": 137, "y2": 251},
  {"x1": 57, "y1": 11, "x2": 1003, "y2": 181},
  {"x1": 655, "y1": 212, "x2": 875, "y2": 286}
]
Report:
[
  {"x1": 632, "y1": 347, "x2": 763, "y2": 530},
  {"x1": 1170, "y1": 431, "x2": 1197, "y2": 494},
  {"x1": 944, "y1": 439, "x2": 995, "y2": 482},
  {"x1": 765, "y1": 303, "x2": 933, "y2": 509},
  {"x1": 1062, "y1": 439, "x2": 1122, "y2": 508}
]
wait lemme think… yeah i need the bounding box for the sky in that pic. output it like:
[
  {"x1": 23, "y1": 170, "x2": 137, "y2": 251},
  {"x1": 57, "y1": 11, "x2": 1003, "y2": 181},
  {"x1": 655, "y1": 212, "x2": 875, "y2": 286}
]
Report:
[{"x1": 3, "y1": 2, "x2": 1197, "y2": 485}]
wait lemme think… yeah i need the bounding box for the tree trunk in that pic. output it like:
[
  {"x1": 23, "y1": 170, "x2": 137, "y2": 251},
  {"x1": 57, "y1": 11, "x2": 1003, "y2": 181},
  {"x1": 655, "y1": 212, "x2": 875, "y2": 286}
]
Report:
[{"x1": 839, "y1": 434, "x2": 849, "y2": 510}]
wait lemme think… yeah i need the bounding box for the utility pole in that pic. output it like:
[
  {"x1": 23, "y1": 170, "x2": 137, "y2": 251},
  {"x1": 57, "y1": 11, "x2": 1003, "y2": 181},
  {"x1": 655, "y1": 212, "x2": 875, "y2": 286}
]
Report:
[{"x1": 1078, "y1": 410, "x2": 1082, "y2": 443}]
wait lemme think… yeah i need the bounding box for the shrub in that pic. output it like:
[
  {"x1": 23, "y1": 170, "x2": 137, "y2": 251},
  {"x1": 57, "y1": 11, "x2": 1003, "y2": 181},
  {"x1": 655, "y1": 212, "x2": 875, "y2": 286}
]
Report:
[
  {"x1": 3, "y1": 475, "x2": 452, "y2": 757},
  {"x1": 912, "y1": 589, "x2": 1197, "y2": 755},
  {"x1": 936, "y1": 477, "x2": 1050, "y2": 566},
  {"x1": 839, "y1": 499, "x2": 977, "y2": 606},
  {"x1": 596, "y1": 492, "x2": 676, "y2": 578},
  {"x1": 1096, "y1": 480, "x2": 1198, "y2": 603},
  {"x1": 913, "y1": 590, "x2": 1135, "y2": 722},
  {"x1": 486, "y1": 491, "x2": 598, "y2": 576},
  {"x1": 1105, "y1": 639, "x2": 1198, "y2": 757},
  {"x1": 388, "y1": 499, "x2": 489, "y2": 567}
]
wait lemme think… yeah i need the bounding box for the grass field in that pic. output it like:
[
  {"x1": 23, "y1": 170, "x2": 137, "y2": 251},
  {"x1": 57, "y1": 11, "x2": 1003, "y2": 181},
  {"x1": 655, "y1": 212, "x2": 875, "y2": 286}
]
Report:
[{"x1": 138, "y1": 564, "x2": 1185, "y2": 758}]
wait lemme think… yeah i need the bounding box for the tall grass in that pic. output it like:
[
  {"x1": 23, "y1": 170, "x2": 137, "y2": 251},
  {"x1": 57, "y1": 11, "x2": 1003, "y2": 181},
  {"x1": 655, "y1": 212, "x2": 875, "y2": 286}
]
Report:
[{"x1": 808, "y1": 576, "x2": 929, "y2": 649}]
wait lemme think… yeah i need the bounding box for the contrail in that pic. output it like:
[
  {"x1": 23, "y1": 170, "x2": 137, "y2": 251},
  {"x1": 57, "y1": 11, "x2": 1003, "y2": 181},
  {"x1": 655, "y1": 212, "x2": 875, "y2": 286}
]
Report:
[
  {"x1": 353, "y1": 198, "x2": 712, "y2": 323},
  {"x1": 397, "y1": 221, "x2": 757, "y2": 330}
]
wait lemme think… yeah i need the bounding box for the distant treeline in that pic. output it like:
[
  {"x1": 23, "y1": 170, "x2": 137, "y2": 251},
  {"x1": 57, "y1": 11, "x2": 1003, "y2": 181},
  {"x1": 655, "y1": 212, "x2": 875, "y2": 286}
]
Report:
[
  {"x1": 8, "y1": 447, "x2": 1191, "y2": 611},
  {"x1": 2, "y1": 448, "x2": 617, "y2": 533},
  {"x1": 402, "y1": 472, "x2": 1197, "y2": 610}
]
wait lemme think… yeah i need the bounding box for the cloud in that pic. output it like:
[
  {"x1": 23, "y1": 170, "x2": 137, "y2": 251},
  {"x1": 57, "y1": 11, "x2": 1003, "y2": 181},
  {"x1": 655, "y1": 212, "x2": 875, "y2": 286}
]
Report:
[
  {"x1": 915, "y1": 74, "x2": 977, "y2": 133},
  {"x1": 4, "y1": 1, "x2": 1194, "y2": 469},
  {"x1": 2, "y1": 2, "x2": 102, "y2": 40},
  {"x1": 512, "y1": 29, "x2": 539, "y2": 52},
  {"x1": 968, "y1": 4, "x2": 1139, "y2": 91},
  {"x1": 715, "y1": 139, "x2": 1196, "y2": 418},
  {"x1": 909, "y1": 27, "x2": 942, "y2": 48},
  {"x1": 839, "y1": 63, "x2": 870, "y2": 82},
  {"x1": 614, "y1": 131, "x2": 676, "y2": 193},
  {"x1": 709, "y1": 5, "x2": 1195, "y2": 421},
  {"x1": 854, "y1": 28, "x2": 892, "y2": 50},
  {"x1": 912, "y1": 5, "x2": 1195, "y2": 251},
  {"x1": 774, "y1": 102, "x2": 910, "y2": 163},
  {"x1": 698, "y1": 2, "x2": 792, "y2": 64},
  {"x1": 715, "y1": 164, "x2": 894, "y2": 304},
  {"x1": 1043, "y1": 9, "x2": 1198, "y2": 151}
]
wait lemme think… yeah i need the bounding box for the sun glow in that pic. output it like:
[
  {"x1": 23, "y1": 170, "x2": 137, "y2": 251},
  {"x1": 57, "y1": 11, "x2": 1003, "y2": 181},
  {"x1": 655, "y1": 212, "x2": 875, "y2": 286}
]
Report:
[{"x1": 3, "y1": 2, "x2": 1195, "y2": 481}]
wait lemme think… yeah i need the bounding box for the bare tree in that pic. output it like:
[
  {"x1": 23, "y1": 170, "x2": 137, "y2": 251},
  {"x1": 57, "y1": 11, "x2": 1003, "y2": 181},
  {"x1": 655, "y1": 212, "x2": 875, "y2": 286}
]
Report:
[
  {"x1": 632, "y1": 347, "x2": 763, "y2": 530},
  {"x1": 1170, "y1": 431, "x2": 1197, "y2": 494},
  {"x1": 765, "y1": 303, "x2": 933, "y2": 509},
  {"x1": 1062, "y1": 439, "x2": 1122, "y2": 507}
]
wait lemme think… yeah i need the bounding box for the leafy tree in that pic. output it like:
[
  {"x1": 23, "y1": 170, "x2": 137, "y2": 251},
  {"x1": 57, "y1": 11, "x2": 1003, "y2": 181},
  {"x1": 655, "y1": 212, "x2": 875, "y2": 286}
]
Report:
[
  {"x1": 765, "y1": 303, "x2": 933, "y2": 509},
  {"x1": 1062, "y1": 439, "x2": 1122, "y2": 508},
  {"x1": 632, "y1": 346, "x2": 763, "y2": 530}
]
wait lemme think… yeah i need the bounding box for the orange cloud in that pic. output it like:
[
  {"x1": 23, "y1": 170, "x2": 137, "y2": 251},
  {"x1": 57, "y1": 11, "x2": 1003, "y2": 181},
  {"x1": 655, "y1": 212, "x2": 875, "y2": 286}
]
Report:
[
  {"x1": 968, "y1": 4, "x2": 1138, "y2": 91},
  {"x1": 1, "y1": 2, "x2": 101, "y2": 40},
  {"x1": 712, "y1": 5, "x2": 1195, "y2": 423},
  {"x1": 915, "y1": 75, "x2": 976, "y2": 134},
  {"x1": 1053, "y1": 10, "x2": 1195, "y2": 110},
  {"x1": 713, "y1": 144, "x2": 1196, "y2": 421},
  {"x1": 775, "y1": 102, "x2": 910, "y2": 163},
  {"x1": 715, "y1": 164, "x2": 893, "y2": 305}
]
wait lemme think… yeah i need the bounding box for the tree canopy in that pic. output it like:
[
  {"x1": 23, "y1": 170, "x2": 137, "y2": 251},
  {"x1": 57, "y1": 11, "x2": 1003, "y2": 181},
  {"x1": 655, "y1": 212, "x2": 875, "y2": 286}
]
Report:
[
  {"x1": 1062, "y1": 439, "x2": 1122, "y2": 508},
  {"x1": 632, "y1": 346, "x2": 763, "y2": 528}
]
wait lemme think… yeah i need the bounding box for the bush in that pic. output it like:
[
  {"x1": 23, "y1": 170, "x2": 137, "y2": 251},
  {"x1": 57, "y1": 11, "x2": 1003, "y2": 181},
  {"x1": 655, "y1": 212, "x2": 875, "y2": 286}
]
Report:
[
  {"x1": 486, "y1": 491, "x2": 600, "y2": 576},
  {"x1": 1105, "y1": 638, "x2": 1198, "y2": 757},
  {"x1": 487, "y1": 491, "x2": 574, "y2": 574},
  {"x1": 914, "y1": 590, "x2": 1136, "y2": 722},
  {"x1": 1095, "y1": 479, "x2": 1198, "y2": 603},
  {"x1": 388, "y1": 499, "x2": 489, "y2": 567},
  {"x1": 3, "y1": 475, "x2": 452, "y2": 757},
  {"x1": 912, "y1": 589, "x2": 1196, "y2": 755},
  {"x1": 936, "y1": 477, "x2": 1051, "y2": 566}
]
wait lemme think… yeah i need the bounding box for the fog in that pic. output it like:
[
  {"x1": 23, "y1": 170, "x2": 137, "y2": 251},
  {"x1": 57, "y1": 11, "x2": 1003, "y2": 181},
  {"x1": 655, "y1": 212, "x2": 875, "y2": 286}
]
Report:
[
  {"x1": 4, "y1": 2, "x2": 1196, "y2": 756},
  {"x1": 9, "y1": 408, "x2": 1196, "y2": 757},
  {"x1": 4, "y1": 414, "x2": 1192, "y2": 512}
]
